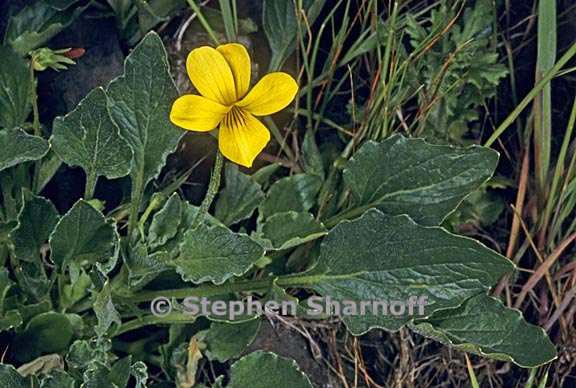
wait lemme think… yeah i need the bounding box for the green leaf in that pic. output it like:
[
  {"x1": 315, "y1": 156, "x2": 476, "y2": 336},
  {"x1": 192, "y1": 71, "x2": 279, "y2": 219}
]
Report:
[
  {"x1": 410, "y1": 294, "x2": 557, "y2": 368},
  {"x1": 93, "y1": 282, "x2": 121, "y2": 338},
  {"x1": 204, "y1": 319, "x2": 261, "y2": 362},
  {"x1": 303, "y1": 209, "x2": 513, "y2": 334},
  {"x1": 4, "y1": 2, "x2": 87, "y2": 55},
  {"x1": 51, "y1": 87, "x2": 132, "y2": 190},
  {"x1": 149, "y1": 193, "x2": 183, "y2": 249},
  {"x1": 0, "y1": 46, "x2": 32, "y2": 129},
  {"x1": 260, "y1": 174, "x2": 322, "y2": 219},
  {"x1": 257, "y1": 211, "x2": 327, "y2": 250},
  {"x1": 9, "y1": 191, "x2": 58, "y2": 301},
  {"x1": 0, "y1": 129, "x2": 49, "y2": 172},
  {"x1": 61, "y1": 269, "x2": 92, "y2": 310},
  {"x1": 106, "y1": 32, "x2": 184, "y2": 223},
  {"x1": 343, "y1": 135, "x2": 499, "y2": 226},
  {"x1": 174, "y1": 225, "x2": 264, "y2": 285},
  {"x1": 13, "y1": 312, "x2": 74, "y2": 362},
  {"x1": 11, "y1": 191, "x2": 59, "y2": 263},
  {"x1": 214, "y1": 164, "x2": 265, "y2": 226},
  {"x1": 49, "y1": 200, "x2": 119, "y2": 270},
  {"x1": 228, "y1": 351, "x2": 312, "y2": 388},
  {"x1": 0, "y1": 364, "x2": 28, "y2": 388},
  {"x1": 108, "y1": 356, "x2": 131, "y2": 387}
]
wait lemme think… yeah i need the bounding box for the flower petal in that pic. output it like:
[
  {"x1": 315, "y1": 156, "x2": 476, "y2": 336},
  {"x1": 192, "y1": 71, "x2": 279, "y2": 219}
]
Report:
[
  {"x1": 236, "y1": 72, "x2": 298, "y2": 116},
  {"x1": 186, "y1": 46, "x2": 236, "y2": 105},
  {"x1": 170, "y1": 94, "x2": 230, "y2": 132},
  {"x1": 217, "y1": 43, "x2": 251, "y2": 99},
  {"x1": 218, "y1": 108, "x2": 270, "y2": 167}
]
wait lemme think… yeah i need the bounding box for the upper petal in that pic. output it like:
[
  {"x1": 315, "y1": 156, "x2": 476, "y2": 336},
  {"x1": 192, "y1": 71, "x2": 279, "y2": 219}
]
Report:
[
  {"x1": 186, "y1": 46, "x2": 236, "y2": 105},
  {"x1": 216, "y1": 43, "x2": 251, "y2": 99},
  {"x1": 236, "y1": 72, "x2": 298, "y2": 116},
  {"x1": 218, "y1": 108, "x2": 270, "y2": 167},
  {"x1": 170, "y1": 94, "x2": 230, "y2": 132}
]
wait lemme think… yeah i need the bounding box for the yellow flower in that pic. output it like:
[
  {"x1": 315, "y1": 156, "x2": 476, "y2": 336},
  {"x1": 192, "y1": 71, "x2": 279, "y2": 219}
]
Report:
[{"x1": 170, "y1": 43, "x2": 298, "y2": 167}]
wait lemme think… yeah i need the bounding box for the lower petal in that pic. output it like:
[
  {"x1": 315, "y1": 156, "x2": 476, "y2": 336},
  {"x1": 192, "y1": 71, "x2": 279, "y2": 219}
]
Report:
[
  {"x1": 170, "y1": 94, "x2": 229, "y2": 132},
  {"x1": 218, "y1": 109, "x2": 270, "y2": 167}
]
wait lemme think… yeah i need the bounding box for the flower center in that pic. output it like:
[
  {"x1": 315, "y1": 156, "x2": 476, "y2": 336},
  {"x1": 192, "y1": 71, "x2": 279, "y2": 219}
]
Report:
[{"x1": 223, "y1": 106, "x2": 246, "y2": 129}]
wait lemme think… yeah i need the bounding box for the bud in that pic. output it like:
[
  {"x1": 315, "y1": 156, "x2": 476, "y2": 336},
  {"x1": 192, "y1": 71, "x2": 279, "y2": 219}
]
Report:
[{"x1": 31, "y1": 47, "x2": 79, "y2": 72}]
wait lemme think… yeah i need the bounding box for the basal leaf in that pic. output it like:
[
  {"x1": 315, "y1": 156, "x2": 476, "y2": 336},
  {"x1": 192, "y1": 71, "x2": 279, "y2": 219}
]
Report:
[
  {"x1": 174, "y1": 225, "x2": 264, "y2": 285},
  {"x1": 228, "y1": 351, "x2": 312, "y2": 388},
  {"x1": 304, "y1": 209, "x2": 513, "y2": 334},
  {"x1": 214, "y1": 164, "x2": 265, "y2": 226},
  {"x1": 107, "y1": 32, "x2": 184, "y2": 220},
  {"x1": 410, "y1": 294, "x2": 557, "y2": 368},
  {"x1": 0, "y1": 46, "x2": 31, "y2": 129},
  {"x1": 11, "y1": 190, "x2": 59, "y2": 263},
  {"x1": 343, "y1": 135, "x2": 499, "y2": 226},
  {"x1": 260, "y1": 174, "x2": 322, "y2": 219},
  {"x1": 49, "y1": 200, "x2": 119, "y2": 270},
  {"x1": 257, "y1": 211, "x2": 327, "y2": 250},
  {"x1": 204, "y1": 319, "x2": 261, "y2": 362},
  {"x1": 0, "y1": 129, "x2": 49, "y2": 172},
  {"x1": 51, "y1": 87, "x2": 132, "y2": 189}
]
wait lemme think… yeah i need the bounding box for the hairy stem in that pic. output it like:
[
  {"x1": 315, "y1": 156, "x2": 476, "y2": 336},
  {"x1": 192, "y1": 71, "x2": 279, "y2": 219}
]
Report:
[{"x1": 191, "y1": 150, "x2": 224, "y2": 228}]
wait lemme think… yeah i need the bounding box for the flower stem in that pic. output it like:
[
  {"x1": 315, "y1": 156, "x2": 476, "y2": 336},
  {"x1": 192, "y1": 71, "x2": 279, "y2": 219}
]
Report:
[{"x1": 192, "y1": 150, "x2": 224, "y2": 228}]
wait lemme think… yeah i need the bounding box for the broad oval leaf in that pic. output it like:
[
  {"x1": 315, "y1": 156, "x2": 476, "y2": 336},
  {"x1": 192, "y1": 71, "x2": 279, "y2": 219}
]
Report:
[
  {"x1": 174, "y1": 225, "x2": 264, "y2": 285},
  {"x1": 305, "y1": 209, "x2": 513, "y2": 334},
  {"x1": 49, "y1": 200, "x2": 119, "y2": 270},
  {"x1": 106, "y1": 32, "x2": 184, "y2": 209},
  {"x1": 228, "y1": 351, "x2": 312, "y2": 388},
  {"x1": 343, "y1": 135, "x2": 499, "y2": 226},
  {"x1": 0, "y1": 128, "x2": 49, "y2": 172},
  {"x1": 51, "y1": 87, "x2": 132, "y2": 183},
  {"x1": 410, "y1": 294, "x2": 557, "y2": 368}
]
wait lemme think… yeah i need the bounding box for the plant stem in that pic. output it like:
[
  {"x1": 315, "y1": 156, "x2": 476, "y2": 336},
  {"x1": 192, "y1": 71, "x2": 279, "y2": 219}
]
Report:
[
  {"x1": 191, "y1": 150, "x2": 224, "y2": 228},
  {"x1": 84, "y1": 172, "x2": 97, "y2": 200},
  {"x1": 30, "y1": 64, "x2": 41, "y2": 192},
  {"x1": 128, "y1": 172, "x2": 144, "y2": 238}
]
